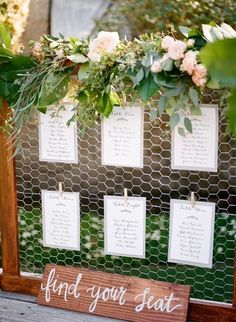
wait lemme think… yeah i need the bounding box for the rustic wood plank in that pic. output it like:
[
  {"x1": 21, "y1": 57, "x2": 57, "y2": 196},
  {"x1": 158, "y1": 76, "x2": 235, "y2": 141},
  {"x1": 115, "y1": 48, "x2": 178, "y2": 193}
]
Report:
[
  {"x1": 0, "y1": 274, "x2": 41, "y2": 295},
  {"x1": 51, "y1": 0, "x2": 109, "y2": 38},
  {"x1": 38, "y1": 264, "x2": 190, "y2": 322},
  {"x1": 0, "y1": 293, "x2": 124, "y2": 322},
  {"x1": 2, "y1": 273, "x2": 236, "y2": 321},
  {"x1": 0, "y1": 102, "x2": 19, "y2": 276}
]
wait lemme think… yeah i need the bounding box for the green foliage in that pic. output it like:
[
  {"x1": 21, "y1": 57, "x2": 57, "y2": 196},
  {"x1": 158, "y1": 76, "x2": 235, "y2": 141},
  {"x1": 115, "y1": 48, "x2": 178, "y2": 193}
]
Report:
[
  {"x1": 200, "y1": 39, "x2": 236, "y2": 136},
  {"x1": 0, "y1": 23, "x2": 11, "y2": 49},
  {"x1": 200, "y1": 39, "x2": 236, "y2": 87},
  {"x1": 96, "y1": 0, "x2": 236, "y2": 37}
]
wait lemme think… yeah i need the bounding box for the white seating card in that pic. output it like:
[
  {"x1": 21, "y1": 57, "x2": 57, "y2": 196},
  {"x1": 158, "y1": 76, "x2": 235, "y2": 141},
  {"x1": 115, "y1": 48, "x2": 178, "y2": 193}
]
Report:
[
  {"x1": 171, "y1": 104, "x2": 218, "y2": 172},
  {"x1": 39, "y1": 105, "x2": 78, "y2": 163},
  {"x1": 104, "y1": 196, "x2": 146, "y2": 258},
  {"x1": 102, "y1": 106, "x2": 144, "y2": 168},
  {"x1": 42, "y1": 190, "x2": 80, "y2": 251},
  {"x1": 168, "y1": 199, "x2": 215, "y2": 268}
]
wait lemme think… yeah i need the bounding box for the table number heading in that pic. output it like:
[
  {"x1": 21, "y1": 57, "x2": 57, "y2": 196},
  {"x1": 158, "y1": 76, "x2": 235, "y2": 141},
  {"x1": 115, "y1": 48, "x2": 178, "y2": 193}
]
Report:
[
  {"x1": 171, "y1": 104, "x2": 218, "y2": 172},
  {"x1": 102, "y1": 106, "x2": 144, "y2": 168},
  {"x1": 168, "y1": 199, "x2": 215, "y2": 268},
  {"x1": 39, "y1": 105, "x2": 78, "y2": 163},
  {"x1": 42, "y1": 190, "x2": 80, "y2": 251},
  {"x1": 104, "y1": 196, "x2": 146, "y2": 258}
]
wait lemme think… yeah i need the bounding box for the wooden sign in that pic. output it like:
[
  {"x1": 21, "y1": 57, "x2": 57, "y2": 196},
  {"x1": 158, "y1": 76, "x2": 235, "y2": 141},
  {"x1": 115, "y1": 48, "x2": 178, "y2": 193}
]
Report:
[{"x1": 38, "y1": 264, "x2": 190, "y2": 322}]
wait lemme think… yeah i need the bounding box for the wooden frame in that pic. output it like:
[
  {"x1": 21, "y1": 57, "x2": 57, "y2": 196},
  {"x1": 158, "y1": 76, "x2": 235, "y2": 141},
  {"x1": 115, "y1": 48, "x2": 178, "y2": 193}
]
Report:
[{"x1": 0, "y1": 102, "x2": 236, "y2": 321}]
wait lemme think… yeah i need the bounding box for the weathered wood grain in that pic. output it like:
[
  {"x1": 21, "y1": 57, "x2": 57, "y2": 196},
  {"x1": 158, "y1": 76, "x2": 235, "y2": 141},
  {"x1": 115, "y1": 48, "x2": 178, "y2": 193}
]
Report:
[
  {"x1": 0, "y1": 102, "x2": 19, "y2": 276},
  {"x1": 0, "y1": 292, "x2": 123, "y2": 322},
  {"x1": 38, "y1": 264, "x2": 190, "y2": 322}
]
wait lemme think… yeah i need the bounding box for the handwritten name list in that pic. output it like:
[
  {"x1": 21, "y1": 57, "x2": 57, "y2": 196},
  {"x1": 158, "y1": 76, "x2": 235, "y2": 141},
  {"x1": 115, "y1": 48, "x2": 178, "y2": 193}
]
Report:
[
  {"x1": 39, "y1": 105, "x2": 78, "y2": 163},
  {"x1": 171, "y1": 104, "x2": 218, "y2": 172},
  {"x1": 102, "y1": 106, "x2": 144, "y2": 168},
  {"x1": 42, "y1": 190, "x2": 80, "y2": 251},
  {"x1": 168, "y1": 199, "x2": 215, "y2": 268},
  {"x1": 104, "y1": 196, "x2": 146, "y2": 258}
]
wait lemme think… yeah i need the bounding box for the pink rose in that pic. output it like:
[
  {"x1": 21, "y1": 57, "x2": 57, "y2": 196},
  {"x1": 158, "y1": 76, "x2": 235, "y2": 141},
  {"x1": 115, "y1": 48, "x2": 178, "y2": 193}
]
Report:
[
  {"x1": 161, "y1": 36, "x2": 175, "y2": 51},
  {"x1": 168, "y1": 40, "x2": 187, "y2": 60},
  {"x1": 192, "y1": 64, "x2": 207, "y2": 87},
  {"x1": 88, "y1": 31, "x2": 120, "y2": 62},
  {"x1": 180, "y1": 50, "x2": 198, "y2": 75}
]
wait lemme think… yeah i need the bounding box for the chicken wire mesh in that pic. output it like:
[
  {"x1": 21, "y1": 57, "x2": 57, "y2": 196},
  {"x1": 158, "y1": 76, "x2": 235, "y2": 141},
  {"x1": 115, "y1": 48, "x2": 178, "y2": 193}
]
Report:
[{"x1": 15, "y1": 92, "x2": 236, "y2": 304}]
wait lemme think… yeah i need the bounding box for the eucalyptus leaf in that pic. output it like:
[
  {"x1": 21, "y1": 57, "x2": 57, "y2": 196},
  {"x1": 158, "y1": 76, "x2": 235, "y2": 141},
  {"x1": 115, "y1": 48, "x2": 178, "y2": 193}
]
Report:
[
  {"x1": 67, "y1": 53, "x2": 88, "y2": 63},
  {"x1": 150, "y1": 108, "x2": 158, "y2": 122},
  {"x1": 170, "y1": 113, "x2": 180, "y2": 129},
  {"x1": 162, "y1": 58, "x2": 174, "y2": 72},
  {"x1": 137, "y1": 74, "x2": 159, "y2": 101},
  {"x1": 184, "y1": 117, "x2": 192, "y2": 133},
  {"x1": 189, "y1": 87, "x2": 199, "y2": 107},
  {"x1": 178, "y1": 127, "x2": 185, "y2": 137},
  {"x1": 158, "y1": 95, "x2": 167, "y2": 116}
]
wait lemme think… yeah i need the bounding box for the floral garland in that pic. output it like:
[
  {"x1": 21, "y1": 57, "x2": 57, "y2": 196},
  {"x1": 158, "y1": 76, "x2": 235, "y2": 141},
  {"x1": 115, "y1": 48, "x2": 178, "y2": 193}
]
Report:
[
  {"x1": 0, "y1": 22, "x2": 235, "y2": 144},
  {"x1": 0, "y1": 0, "x2": 30, "y2": 52}
]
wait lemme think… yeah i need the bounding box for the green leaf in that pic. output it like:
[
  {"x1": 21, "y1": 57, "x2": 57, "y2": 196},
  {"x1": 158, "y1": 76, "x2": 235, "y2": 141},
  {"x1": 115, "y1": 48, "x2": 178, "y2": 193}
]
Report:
[
  {"x1": 109, "y1": 90, "x2": 120, "y2": 106},
  {"x1": 184, "y1": 117, "x2": 192, "y2": 133},
  {"x1": 189, "y1": 87, "x2": 199, "y2": 107},
  {"x1": 137, "y1": 74, "x2": 159, "y2": 101},
  {"x1": 178, "y1": 127, "x2": 185, "y2": 137},
  {"x1": 200, "y1": 39, "x2": 236, "y2": 87},
  {"x1": 162, "y1": 58, "x2": 174, "y2": 71},
  {"x1": 77, "y1": 91, "x2": 89, "y2": 104},
  {"x1": 38, "y1": 73, "x2": 69, "y2": 108},
  {"x1": 0, "y1": 23, "x2": 11, "y2": 49},
  {"x1": 158, "y1": 95, "x2": 167, "y2": 116},
  {"x1": 170, "y1": 113, "x2": 180, "y2": 129},
  {"x1": 136, "y1": 68, "x2": 144, "y2": 82},
  {"x1": 0, "y1": 96, "x2": 3, "y2": 109},
  {"x1": 67, "y1": 53, "x2": 88, "y2": 63},
  {"x1": 179, "y1": 26, "x2": 191, "y2": 37},
  {"x1": 227, "y1": 89, "x2": 236, "y2": 136},
  {"x1": 150, "y1": 108, "x2": 158, "y2": 122},
  {"x1": 0, "y1": 55, "x2": 36, "y2": 82},
  {"x1": 101, "y1": 93, "x2": 113, "y2": 117},
  {"x1": 78, "y1": 62, "x2": 90, "y2": 80}
]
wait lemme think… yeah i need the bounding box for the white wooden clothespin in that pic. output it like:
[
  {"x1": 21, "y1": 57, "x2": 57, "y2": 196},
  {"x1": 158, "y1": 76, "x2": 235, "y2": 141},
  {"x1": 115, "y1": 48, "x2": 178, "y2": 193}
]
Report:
[
  {"x1": 191, "y1": 192, "x2": 195, "y2": 208},
  {"x1": 124, "y1": 188, "x2": 128, "y2": 203},
  {"x1": 59, "y1": 182, "x2": 63, "y2": 197}
]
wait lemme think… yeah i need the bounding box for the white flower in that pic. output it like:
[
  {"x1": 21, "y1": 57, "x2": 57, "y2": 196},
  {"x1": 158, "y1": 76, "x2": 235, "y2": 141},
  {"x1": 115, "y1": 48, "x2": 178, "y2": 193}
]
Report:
[
  {"x1": 168, "y1": 40, "x2": 187, "y2": 60},
  {"x1": 180, "y1": 50, "x2": 198, "y2": 75},
  {"x1": 87, "y1": 31, "x2": 120, "y2": 62},
  {"x1": 187, "y1": 39, "x2": 195, "y2": 47},
  {"x1": 151, "y1": 60, "x2": 162, "y2": 73},
  {"x1": 202, "y1": 23, "x2": 236, "y2": 42},
  {"x1": 55, "y1": 48, "x2": 64, "y2": 59},
  {"x1": 161, "y1": 36, "x2": 175, "y2": 51},
  {"x1": 220, "y1": 23, "x2": 236, "y2": 38}
]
